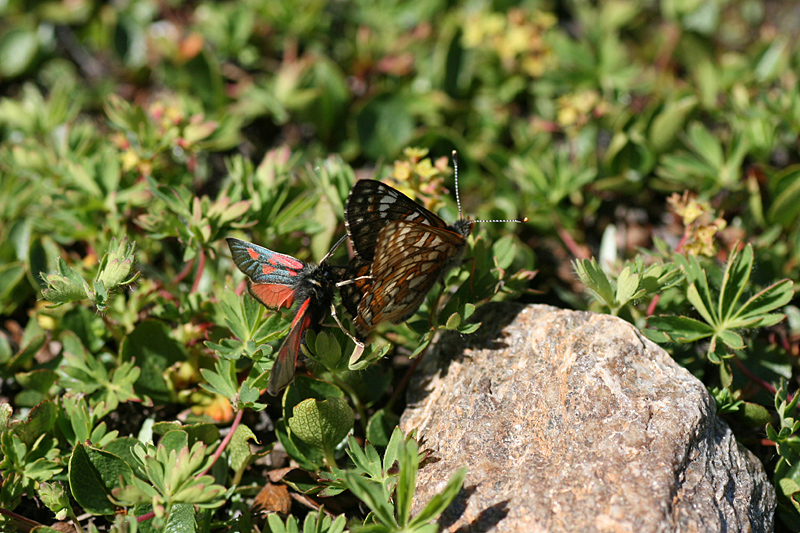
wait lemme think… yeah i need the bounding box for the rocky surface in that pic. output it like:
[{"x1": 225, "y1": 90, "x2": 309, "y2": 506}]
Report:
[{"x1": 401, "y1": 304, "x2": 775, "y2": 532}]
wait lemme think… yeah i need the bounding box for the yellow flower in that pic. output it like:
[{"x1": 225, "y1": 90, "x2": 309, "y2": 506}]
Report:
[{"x1": 121, "y1": 150, "x2": 139, "y2": 172}]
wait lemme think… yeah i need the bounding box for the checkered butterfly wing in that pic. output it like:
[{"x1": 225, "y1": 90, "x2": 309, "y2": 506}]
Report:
[
  {"x1": 344, "y1": 220, "x2": 469, "y2": 338},
  {"x1": 227, "y1": 237, "x2": 339, "y2": 395},
  {"x1": 345, "y1": 179, "x2": 448, "y2": 261}
]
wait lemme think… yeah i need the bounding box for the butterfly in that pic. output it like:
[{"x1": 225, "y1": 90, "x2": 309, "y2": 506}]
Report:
[
  {"x1": 341, "y1": 151, "x2": 526, "y2": 339},
  {"x1": 227, "y1": 235, "x2": 352, "y2": 396}
]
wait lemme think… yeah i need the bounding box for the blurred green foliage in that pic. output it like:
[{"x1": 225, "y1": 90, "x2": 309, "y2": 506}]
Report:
[{"x1": 1, "y1": 0, "x2": 799, "y2": 530}]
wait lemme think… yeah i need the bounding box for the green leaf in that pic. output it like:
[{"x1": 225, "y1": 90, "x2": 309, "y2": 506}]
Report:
[
  {"x1": 199, "y1": 358, "x2": 239, "y2": 399},
  {"x1": 768, "y1": 165, "x2": 800, "y2": 227},
  {"x1": 444, "y1": 312, "x2": 461, "y2": 330},
  {"x1": 228, "y1": 424, "x2": 258, "y2": 474},
  {"x1": 121, "y1": 321, "x2": 187, "y2": 403},
  {"x1": 347, "y1": 435, "x2": 383, "y2": 480},
  {"x1": 343, "y1": 473, "x2": 397, "y2": 529},
  {"x1": 718, "y1": 244, "x2": 753, "y2": 324},
  {"x1": 395, "y1": 439, "x2": 418, "y2": 527},
  {"x1": 573, "y1": 258, "x2": 615, "y2": 307},
  {"x1": 647, "y1": 316, "x2": 714, "y2": 342},
  {"x1": 614, "y1": 266, "x2": 639, "y2": 307},
  {"x1": 739, "y1": 402, "x2": 772, "y2": 427},
  {"x1": 41, "y1": 257, "x2": 90, "y2": 307},
  {"x1": 163, "y1": 502, "x2": 197, "y2": 533},
  {"x1": 309, "y1": 330, "x2": 343, "y2": 371},
  {"x1": 685, "y1": 283, "x2": 717, "y2": 326},
  {"x1": 458, "y1": 322, "x2": 481, "y2": 335},
  {"x1": 161, "y1": 430, "x2": 189, "y2": 455},
  {"x1": 69, "y1": 443, "x2": 135, "y2": 515},
  {"x1": 383, "y1": 427, "x2": 405, "y2": 474},
  {"x1": 104, "y1": 437, "x2": 146, "y2": 480},
  {"x1": 288, "y1": 397, "x2": 354, "y2": 451},
  {"x1": 357, "y1": 94, "x2": 414, "y2": 159},
  {"x1": 366, "y1": 410, "x2": 400, "y2": 448},
  {"x1": 729, "y1": 279, "x2": 793, "y2": 326},
  {"x1": 754, "y1": 35, "x2": 788, "y2": 82},
  {"x1": 409, "y1": 466, "x2": 467, "y2": 528},
  {"x1": 492, "y1": 235, "x2": 516, "y2": 270},
  {"x1": 685, "y1": 122, "x2": 723, "y2": 170},
  {"x1": 13, "y1": 400, "x2": 58, "y2": 447},
  {"x1": 717, "y1": 329, "x2": 744, "y2": 350},
  {"x1": 649, "y1": 96, "x2": 697, "y2": 152},
  {"x1": 0, "y1": 27, "x2": 38, "y2": 77},
  {"x1": 275, "y1": 419, "x2": 323, "y2": 472}
]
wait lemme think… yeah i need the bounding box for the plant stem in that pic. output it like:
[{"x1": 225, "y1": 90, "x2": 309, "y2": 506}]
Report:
[
  {"x1": 191, "y1": 248, "x2": 206, "y2": 293},
  {"x1": 199, "y1": 408, "x2": 244, "y2": 477},
  {"x1": 333, "y1": 372, "x2": 367, "y2": 434}
]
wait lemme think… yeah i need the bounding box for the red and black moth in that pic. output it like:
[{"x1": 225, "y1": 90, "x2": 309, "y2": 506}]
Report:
[{"x1": 226, "y1": 235, "x2": 352, "y2": 396}]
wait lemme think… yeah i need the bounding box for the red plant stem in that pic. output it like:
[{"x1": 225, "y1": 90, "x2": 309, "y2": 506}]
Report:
[
  {"x1": 191, "y1": 249, "x2": 206, "y2": 294},
  {"x1": 645, "y1": 295, "x2": 660, "y2": 318},
  {"x1": 674, "y1": 231, "x2": 689, "y2": 254},
  {"x1": 556, "y1": 224, "x2": 590, "y2": 260},
  {"x1": 173, "y1": 256, "x2": 195, "y2": 285},
  {"x1": 199, "y1": 408, "x2": 244, "y2": 478},
  {"x1": 732, "y1": 355, "x2": 776, "y2": 395}
]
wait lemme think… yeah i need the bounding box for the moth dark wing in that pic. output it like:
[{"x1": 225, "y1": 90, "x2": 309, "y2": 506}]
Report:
[
  {"x1": 266, "y1": 298, "x2": 313, "y2": 396},
  {"x1": 355, "y1": 221, "x2": 467, "y2": 333},
  {"x1": 345, "y1": 180, "x2": 448, "y2": 261},
  {"x1": 226, "y1": 238, "x2": 306, "y2": 285}
]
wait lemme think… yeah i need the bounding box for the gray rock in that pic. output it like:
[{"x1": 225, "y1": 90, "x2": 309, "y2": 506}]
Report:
[{"x1": 401, "y1": 304, "x2": 775, "y2": 532}]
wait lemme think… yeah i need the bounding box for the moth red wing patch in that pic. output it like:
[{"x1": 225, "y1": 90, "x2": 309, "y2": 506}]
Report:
[
  {"x1": 267, "y1": 298, "x2": 313, "y2": 396},
  {"x1": 248, "y1": 282, "x2": 296, "y2": 310}
]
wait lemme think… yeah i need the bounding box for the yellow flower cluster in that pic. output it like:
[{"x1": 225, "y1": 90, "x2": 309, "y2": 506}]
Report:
[
  {"x1": 667, "y1": 191, "x2": 727, "y2": 257},
  {"x1": 386, "y1": 147, "x2": 451, "y2": 212},
  {"x1": 462, "y1": 9, "x2": 556, "y2": 77}
]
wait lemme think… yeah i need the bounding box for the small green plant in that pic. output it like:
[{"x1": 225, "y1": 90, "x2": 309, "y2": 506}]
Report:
[
  {"x1": 41, "y1": 236, "x2": 139, "y2": 312},
  {"x1": 340, "y1": 429, "x2": 466, "y2": 533},
  {"x1": 767, "y1": 381, "x2": 800, "y2": 529},
  {"x1": 574, "y1": 255, "x2": 683, "y2": 318},
  {"x1": 646, "y1": 244, "x2": 792, "y2": 363}
]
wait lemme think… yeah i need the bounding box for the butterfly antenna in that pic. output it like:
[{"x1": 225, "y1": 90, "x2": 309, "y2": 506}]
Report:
[
  {"x1": 472, "y1": 216, "x2": 529, "y2": 224},
  {"x1": 452, "y1": 150, "x2": 463, "y2": 220},
  {"x1": 451, "y1": 150, "x2": 528, "y2": 226},
  {"x1": 321, "y1": 234, "x2": 348, "y2": 263}
]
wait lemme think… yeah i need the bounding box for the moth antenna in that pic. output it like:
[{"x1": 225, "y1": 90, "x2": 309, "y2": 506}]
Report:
[
  {"x1": 452, "y1": 150, "x2": 463, "y2": 220},
  {"x1": 321, "y1": 234, "x2": 348, "y2": 263}
]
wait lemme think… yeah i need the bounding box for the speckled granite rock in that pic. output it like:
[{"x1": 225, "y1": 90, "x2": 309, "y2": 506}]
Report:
[{"x1": 401, "y1": 304, "x2": 775, "y2": 533}]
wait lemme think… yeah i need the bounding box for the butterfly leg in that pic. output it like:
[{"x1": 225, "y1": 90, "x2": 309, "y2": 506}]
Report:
[
  {"x1": 329, "y1": 303, "x2": 366, "y2": 363},
  {"x1": 335, "y1": 275, "x2": 373, "y2": 287}
]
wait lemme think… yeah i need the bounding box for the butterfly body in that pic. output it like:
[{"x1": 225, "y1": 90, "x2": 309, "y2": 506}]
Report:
[
  {"x1": 342, "y1": 180, "x2": 474, "y2": 338},
  {"x1": 226, "y1": 237, "x2": 342, "y2": 395}
]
